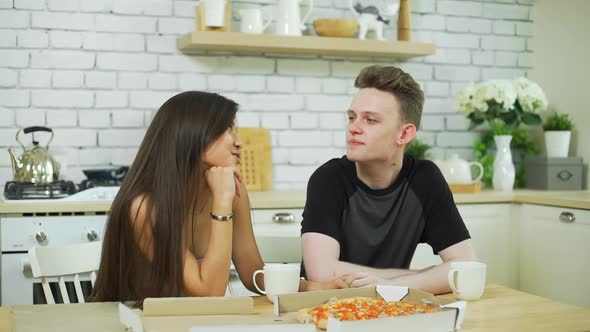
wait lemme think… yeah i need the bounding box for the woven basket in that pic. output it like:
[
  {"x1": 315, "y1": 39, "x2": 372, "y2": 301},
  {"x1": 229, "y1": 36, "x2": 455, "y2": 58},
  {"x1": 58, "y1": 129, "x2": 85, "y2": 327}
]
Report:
[{"x1": 237, "y1": 128, "x2": 272, "y2": 192}]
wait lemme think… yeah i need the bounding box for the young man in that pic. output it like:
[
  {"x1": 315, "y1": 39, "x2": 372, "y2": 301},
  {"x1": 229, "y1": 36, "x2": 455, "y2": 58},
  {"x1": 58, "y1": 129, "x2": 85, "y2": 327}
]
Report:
[{"x1": 301, "y1": 65, "x2": 477, "y2": 295}]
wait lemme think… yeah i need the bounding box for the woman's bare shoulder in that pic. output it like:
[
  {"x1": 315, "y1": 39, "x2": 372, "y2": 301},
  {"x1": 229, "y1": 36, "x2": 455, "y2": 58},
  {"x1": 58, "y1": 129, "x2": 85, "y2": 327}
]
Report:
[{"x1": 129, "y1": 193, "x2": 150, "y2": 227}]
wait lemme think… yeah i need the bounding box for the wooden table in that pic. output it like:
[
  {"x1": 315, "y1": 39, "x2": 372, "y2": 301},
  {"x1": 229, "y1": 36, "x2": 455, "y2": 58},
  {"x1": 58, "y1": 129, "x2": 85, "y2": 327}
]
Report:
[{"x1": 2, "y1": 285, "x2": 590, "y2": 332}]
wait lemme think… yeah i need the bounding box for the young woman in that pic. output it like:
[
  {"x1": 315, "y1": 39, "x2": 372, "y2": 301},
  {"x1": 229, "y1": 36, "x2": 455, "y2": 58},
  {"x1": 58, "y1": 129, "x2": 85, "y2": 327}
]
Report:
[{"x1": 92, "y1": 91, "x2": 346, "y2": 305}]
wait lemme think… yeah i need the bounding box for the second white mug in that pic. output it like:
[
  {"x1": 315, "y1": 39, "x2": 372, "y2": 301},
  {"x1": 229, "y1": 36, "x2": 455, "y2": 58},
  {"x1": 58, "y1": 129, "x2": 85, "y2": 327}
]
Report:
[
  {"x1": 253, "y1": 264, "x2": 300, "y2": 303},
  {"x1": 447, "y1": 261, "x2": 486, "y2": 300}
]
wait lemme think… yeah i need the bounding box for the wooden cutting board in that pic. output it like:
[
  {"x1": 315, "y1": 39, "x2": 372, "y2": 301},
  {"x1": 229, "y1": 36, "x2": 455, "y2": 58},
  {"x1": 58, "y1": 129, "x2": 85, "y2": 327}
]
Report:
[{"x1": 237, "y1": 128, "x2": 273, "y2": 192}]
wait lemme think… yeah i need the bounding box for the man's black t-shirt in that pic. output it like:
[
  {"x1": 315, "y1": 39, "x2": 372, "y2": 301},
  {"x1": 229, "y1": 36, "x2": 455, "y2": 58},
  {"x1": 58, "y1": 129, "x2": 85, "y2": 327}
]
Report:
[{"x1": 301, "y1": 154, "x2": 470, "y2": 275}]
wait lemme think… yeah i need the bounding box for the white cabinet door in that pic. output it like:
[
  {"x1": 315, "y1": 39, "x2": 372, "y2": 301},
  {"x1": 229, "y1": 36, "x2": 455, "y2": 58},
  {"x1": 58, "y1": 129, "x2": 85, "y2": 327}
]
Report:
[
  {"x1": 519, "y1": 204, "x2": 590, "y2": 308},
  {"x1": 410, "y1": 204, "x2": 517, "y2": 289}
]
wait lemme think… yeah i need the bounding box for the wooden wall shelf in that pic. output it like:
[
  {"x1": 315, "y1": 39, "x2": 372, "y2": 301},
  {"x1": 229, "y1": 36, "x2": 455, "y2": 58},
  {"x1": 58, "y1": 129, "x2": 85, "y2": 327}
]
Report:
[{"x1": 177, "y1": 31, "x2": 436, "y2": 59}]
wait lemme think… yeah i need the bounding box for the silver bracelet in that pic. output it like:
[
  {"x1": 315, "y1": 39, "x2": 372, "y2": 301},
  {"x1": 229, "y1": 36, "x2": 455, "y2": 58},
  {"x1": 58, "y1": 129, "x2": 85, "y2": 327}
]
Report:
[{"x1": 210, "y1": 212, "x2": 233, "y2": 221}]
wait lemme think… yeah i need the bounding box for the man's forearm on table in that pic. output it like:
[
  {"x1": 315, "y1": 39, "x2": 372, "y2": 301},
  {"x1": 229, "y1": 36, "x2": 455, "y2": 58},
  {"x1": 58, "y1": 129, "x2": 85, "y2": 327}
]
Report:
[
  {"x1": 334, "y1": 260, "x2": 418, "y2": 279},
  {"x1": 381, "y1": 262, "x2": 453, "y2": 295}
]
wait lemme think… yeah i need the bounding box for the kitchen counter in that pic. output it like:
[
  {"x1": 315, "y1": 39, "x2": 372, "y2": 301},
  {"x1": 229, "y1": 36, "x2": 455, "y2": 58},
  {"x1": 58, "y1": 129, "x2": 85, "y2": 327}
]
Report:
[
  {"x1": 2, "y1": 284, "x2": 590, "y2": 332},
  {"x1": 0, "y1": 189, "x2": 589, "y2": 214}
]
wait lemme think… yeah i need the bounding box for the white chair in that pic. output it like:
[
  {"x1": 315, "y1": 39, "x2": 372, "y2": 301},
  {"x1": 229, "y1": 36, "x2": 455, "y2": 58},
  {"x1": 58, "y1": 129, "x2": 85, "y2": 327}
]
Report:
[{"x1": 28, "y1": 241, "x2": 103, "y2": 304}]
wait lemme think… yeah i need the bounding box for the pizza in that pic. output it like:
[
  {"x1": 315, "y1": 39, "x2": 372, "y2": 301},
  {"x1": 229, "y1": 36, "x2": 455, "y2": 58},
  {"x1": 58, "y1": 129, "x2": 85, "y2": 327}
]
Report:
[{"x1": 296, "y1": 296, "x2": 439, "y2": 330}]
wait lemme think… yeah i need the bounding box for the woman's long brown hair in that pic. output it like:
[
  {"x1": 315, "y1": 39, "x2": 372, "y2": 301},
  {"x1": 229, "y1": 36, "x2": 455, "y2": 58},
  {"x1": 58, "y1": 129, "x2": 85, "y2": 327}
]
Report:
[{"x1": 91, "y1": 91, "x2": 238, "y2": 305}]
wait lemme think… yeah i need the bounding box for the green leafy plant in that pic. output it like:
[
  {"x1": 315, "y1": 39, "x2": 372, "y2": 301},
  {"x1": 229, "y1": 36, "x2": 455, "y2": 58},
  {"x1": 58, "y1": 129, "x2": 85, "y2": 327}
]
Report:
[
  {"x1": 473, "y1": 124, "x2": 538, "y2": 188},
  {"x1": 542, "y1": 112, "x2": 573, "y2": 131},
  {"x1": 406, "y1": 138, "x2": 431, "y2": 160}
]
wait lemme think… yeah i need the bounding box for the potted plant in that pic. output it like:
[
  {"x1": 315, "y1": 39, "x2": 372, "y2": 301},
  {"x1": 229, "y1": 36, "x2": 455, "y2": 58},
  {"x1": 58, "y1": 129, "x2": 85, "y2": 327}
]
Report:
[
  {"x1": 405, "y1": 138, "x2": 431, "y2": 160},
  {"x1": 455, "y1": 77, "x2": 548, "y2": 191},
  {"x1": 542, "y1": 112, "x2": 573, "y2": 158}
]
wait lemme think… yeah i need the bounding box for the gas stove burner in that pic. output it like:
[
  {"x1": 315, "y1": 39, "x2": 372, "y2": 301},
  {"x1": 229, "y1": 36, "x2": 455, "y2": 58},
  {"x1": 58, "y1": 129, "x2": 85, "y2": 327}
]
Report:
[
  {"x1": 4, "y1": 180, "x2": 77, "y2": 200},
  {"x1": 79, "y1": 179, "x2": 124, "y2": 191}
]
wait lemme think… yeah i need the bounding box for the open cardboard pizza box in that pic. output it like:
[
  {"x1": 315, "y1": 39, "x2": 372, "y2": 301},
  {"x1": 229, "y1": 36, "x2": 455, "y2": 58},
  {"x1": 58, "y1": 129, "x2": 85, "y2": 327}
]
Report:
[{"x1": 119, "y1": 286, "x2": 466, "y2": 332}]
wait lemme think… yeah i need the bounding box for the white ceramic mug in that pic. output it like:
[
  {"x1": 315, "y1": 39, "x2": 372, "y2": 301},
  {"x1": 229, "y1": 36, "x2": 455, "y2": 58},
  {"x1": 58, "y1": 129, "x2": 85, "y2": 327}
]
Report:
[
  {"x1": 239, "y1": 8, "x2": 271, "y2": 34},
  {"x1": 253, "y1": 264, "x2": 300, "y2": 303},
  {"x1": 203, "y1": 0, "x2": 227, "y2": 27},
  {"x1": 447, "y1": 261, "x2": 486, "y2": 300}
]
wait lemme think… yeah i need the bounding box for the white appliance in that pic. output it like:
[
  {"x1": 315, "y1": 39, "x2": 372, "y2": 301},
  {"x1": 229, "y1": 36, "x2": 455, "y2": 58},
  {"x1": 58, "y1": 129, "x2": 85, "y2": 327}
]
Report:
[{"x1": 0, "y1": 187, "x2": 116, "y2": 305}]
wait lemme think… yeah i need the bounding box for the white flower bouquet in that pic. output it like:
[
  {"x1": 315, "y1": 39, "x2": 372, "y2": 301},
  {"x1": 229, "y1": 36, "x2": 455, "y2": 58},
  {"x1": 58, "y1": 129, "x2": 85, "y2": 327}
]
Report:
[{"x1": 455, "y1": 77, "x2": 548, "y2": 131}]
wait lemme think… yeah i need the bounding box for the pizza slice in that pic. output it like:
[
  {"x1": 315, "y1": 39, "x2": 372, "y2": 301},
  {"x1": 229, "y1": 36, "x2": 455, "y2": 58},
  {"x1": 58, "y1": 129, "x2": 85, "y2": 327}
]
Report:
[
  {"x1": 296, "y1": 297, "x2": 384, "y2": 330},
  {"x1": 378, "y1": 300, "x2": 440, "y2": 318}
]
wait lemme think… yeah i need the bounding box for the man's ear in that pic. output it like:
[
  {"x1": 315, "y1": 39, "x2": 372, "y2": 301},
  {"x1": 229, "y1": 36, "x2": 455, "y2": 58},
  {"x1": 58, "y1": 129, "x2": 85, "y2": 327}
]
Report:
[{"x1": 396, "y1": 123, "x2": 417, "y2": 147}]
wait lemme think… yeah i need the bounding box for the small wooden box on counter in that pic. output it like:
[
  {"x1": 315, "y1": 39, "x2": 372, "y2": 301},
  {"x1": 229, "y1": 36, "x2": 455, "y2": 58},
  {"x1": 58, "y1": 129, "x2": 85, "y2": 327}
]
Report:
[{"x1": 525, "y1": 156, "x2": 584, "y2": 190}]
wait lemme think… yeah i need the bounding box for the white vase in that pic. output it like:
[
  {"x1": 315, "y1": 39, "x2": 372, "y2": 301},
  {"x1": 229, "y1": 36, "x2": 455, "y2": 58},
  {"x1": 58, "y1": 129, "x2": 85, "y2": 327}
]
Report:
[
  {"x1": 493, "y1": 135, "x2": 515, "y2": 191},
  {"x1": 544, "y1": 131, "x2": 571, "y2": 158}
]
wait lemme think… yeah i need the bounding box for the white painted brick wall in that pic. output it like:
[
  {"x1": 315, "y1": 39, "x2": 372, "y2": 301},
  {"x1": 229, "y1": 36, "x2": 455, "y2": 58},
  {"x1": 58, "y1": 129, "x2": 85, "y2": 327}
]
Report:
[
  {"x1": 236, "y1": 112, "x2": 260, "y2": 127},
  {"x1": 0, "y1": 30, "x2": 17, "y2": 47},
  {"x1": 17, "y1": 30, "x2": 48, "y2": 48},
  {"x1": 97, "y1": 53, "x2": 157, "y2": 72},
  {"x1": 319, "y1": 113, "x2": 346, "y2": 130},
  {"x1": 119, "y1": 72, "x2": 148, "y2": 89},
  {"x1": 421, "y1": 115, "x2": 445, "y2": 131},
  {"x1": 437, "y1": 1, "x2": 482, "y2": 17},
  {"x1": 267, "y1": 76, "x2": 294, "y2": 93},
  {"x1": 0, "y1": 50, "x2": 30, "y2": 68},
  {"x1": 218, "y1": 57, "x2": 274, "y2": 75},
  {"x1": 306, "y1": 95, "x2": 350, "y2": 112},
  {"x1": 435, "y1": 66, "x2": 480, "y2": 81},
  {"x1": 236, "y1": 75, "x2": 265, "y2": 92},
  {"x1": 0, "y1": 0, "x2": 539, "y2": 187},
  {"x1": 79, "y1": 110, "x2": 110, "y2": 128},
  {"x1": 0, "y1": 90, "x2": 29, "y2": 107},
  {"x1": 261, "y1": 113, "x2": 289, "y2": 129},
  {"x1": 130, "y1": 91, "x2": 175, "y2": 109},
  {"x1": 288, "y1": 148, "x2": 342, "y2": 165},
  {"x1": 51, "y1": 129, "x2": 96, "y2": 147},
  {"x1": 78, "y1": 148, "x2": 112, "y2": 166},
  {"x1": 290, "y1": 113, "x2": 318, "y2": 129},
  {"x1": 277, "y1": 59, "x2": 330, "y2": 77},
  {"x1": 0, "y1": 69, "x2": 17, "y2": 87},
  {"x1": 98, "y1": 129, "x2": 145, "y2": 146},
  {"x1": 483, "y1": 3, "x2": 530, "y2": 20},
  {"x1": 32, "y1": 12, "x2": 93, "y2": 31},
  {"x1": 437, "y1": 132, "x2": 479, "y2": 147},
  {"x1": 245, "y1": 94, "x2": 304, "y2": 112},
  {"x1": 15, "y1": 0, "x2": 44, "y2": 10},
  {"x1": 86, "y1": 71, "x2": 117, "y2": 89},
  {"x1": 208, "y1": 75, "x2": 236, "y2": 92},
  {"x1": 32, "y1": 51, "x2": 95, "y2": 69},
  {"x1": 0, "y1": 108, "x2": 15, "y2": 126},
  {"x1": 95, "y1": 15, "x2": 156, "y2": 33},
  {"x1": 148, "y1": 73, "x2": 177, "y2": 90},
  {"x1": 279, "y1": 131, "x2": 332, "y2": 147},
  {"x1": 322, "y1": 78, "x2": 349, "y2": 94},
  {"x1": 112, "y1": 110, "x2": 144, "y2": 128},
  {"x1": 15, "y1": 108, "x2": 44, "y2": 126},
  {"x1": 96, "y1": 91, "x2": 128, "y2": 108},
  {"x1": 53, "y1": 71, "x2": 84, "y2": 88},
  {"x1": 47, "y1": 110, "x2": 77, "y2": 127},
  {"x1": 0, "y1": 11, "x2": 29, "y2": 29},
  {"x1": 32, "y1": 90, "x2": 93, "y2": 107},
  {"x1": 147, "y1": 35, "x2": 177, "y2": 53},
  {"x1": 446, "y1": 18, "x2": 491, "y2": 34},
  {"x1": 50, "y1": 31, "x2": 83, "y2": 49},
  {"x1": 296, "y1": 77, "x2": 322, "y2": 93}
]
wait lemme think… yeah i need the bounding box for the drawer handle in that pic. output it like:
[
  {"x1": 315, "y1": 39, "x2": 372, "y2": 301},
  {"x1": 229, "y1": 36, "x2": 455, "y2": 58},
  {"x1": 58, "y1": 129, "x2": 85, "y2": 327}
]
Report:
[
  {"x1": 272, "y1": 213, "x2": 295, "y2": 223},
  {"x1": 559, "y1": 212, "x2": 575, "y2": 223},
  {"x1": 557, "y1": 170, "x2": 573, "y2": 181}
]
